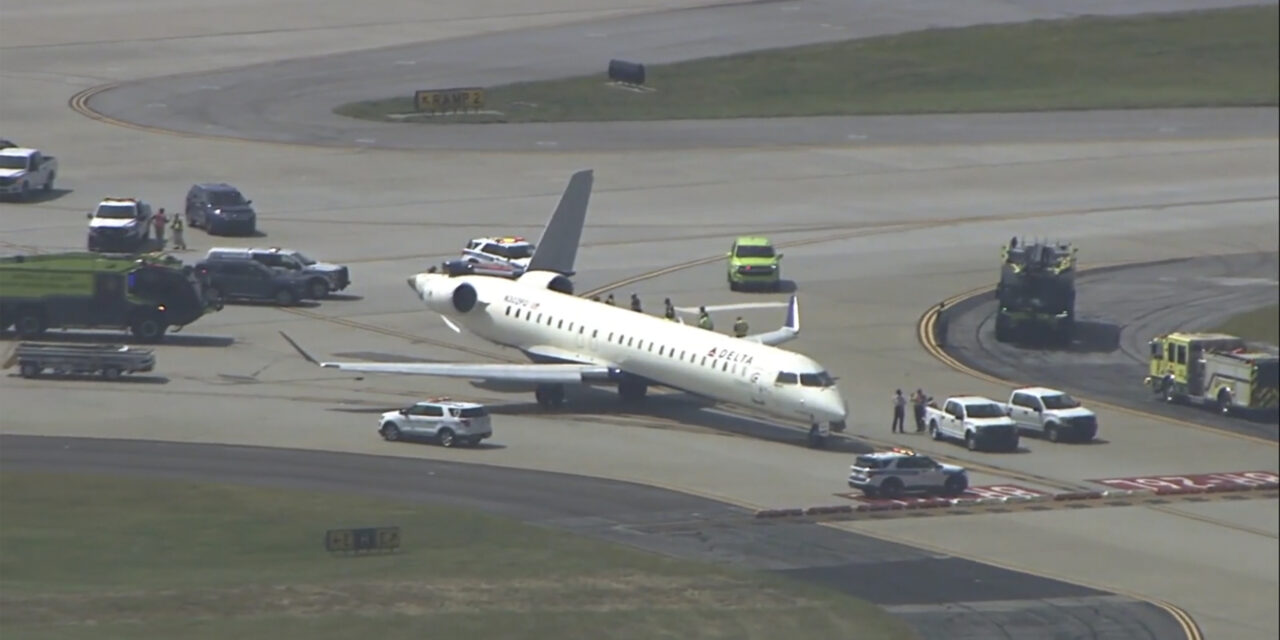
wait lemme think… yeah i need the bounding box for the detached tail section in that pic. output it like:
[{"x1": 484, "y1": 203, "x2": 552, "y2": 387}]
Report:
[
  {"x1": 742, "y1": 295, "x2": 800, "y2": 347},
  {"x1": 527, "y1": 170, "x2": 593, "y2": 276}
]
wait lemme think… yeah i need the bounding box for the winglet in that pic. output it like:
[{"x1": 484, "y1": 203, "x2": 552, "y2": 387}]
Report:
[
  {"x1": 279, "y1": 331, "x2": 321, "y2": 366},
  {"x1": 527, "y1": 170, "x2": 593, "y2": 276},
  {"x1": 784, "y1": 295, "x2": 799, "y2": 333}
]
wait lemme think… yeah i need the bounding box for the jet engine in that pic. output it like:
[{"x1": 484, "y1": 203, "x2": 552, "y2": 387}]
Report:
[
  {"x1": 516, "y1": 270, "x2": 574, "y2": 295},
  {"x1": 412, "y1": 273, "x2": 480, "y2": 314}
]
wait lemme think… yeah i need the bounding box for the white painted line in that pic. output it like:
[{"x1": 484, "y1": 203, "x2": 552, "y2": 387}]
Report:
[
  {"x1": 674, "y1": 302, "x2": 788, "y2": 313},
  {"x1": 394, "y1": 60, "x2": 417, "y2": 66},
  {"x1": 145, "y1": 102, "x2": 167, "y2": 109},
  {"x1": 354, "y1": 138, "x2": 376, "y2": 144},
  {"x1": 535, "y1": 141, "x2": 559, "y2": 147},
  {"x1": 197, "y1": 85, "x2": 221, "y2": 91},
  {"x1": 846, "y1": 134, "x2": 867, "y2": 140}
]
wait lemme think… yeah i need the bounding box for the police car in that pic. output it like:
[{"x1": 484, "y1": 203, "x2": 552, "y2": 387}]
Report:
[
  {"x1": 847, "y1": 448, "x2": 969, "y2": 498},
  {"x1": 378, "y1": 397, "x2": 492, "y2": 448},
  {"x1": 461, "y1": 236, "x2": 536, "y2": 275}
]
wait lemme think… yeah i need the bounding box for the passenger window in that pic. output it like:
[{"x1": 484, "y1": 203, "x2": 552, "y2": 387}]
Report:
[
  {"x1": 659, "y1": 346, "x2": 665, "y2": 356},
  {"x1": 592, "y1": 330, "x2": 598, "y2": 338},
  {"x1": 557, "y1": 319, "x2": 564, "y2": 329},
  {"x1": 721, "y1": 361, "x2": 728, "y2": 371},
  {"x1": 627, "y1": 337, "x2": 634, "y2": 347},
  {"x1": 505, "y1": 306, "x2": 511, "y2": 316},
  {"x1": 579, "y1": 326, "x2": 584, "y2": 335},
  {"x1": 1150, "y1": 342, "x2": 1162, "y2": 358},
  {"x1": 700, "y1": 356, "x2": 707, "y2": 366},
  {"x1": 536, "y1": 313, "x2": 543, "y2": 323}
]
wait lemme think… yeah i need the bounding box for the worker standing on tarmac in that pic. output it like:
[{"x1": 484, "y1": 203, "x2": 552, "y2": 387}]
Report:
[
  {"x1": 733, "y1": 316, "x2": 749, "y2": 337},
  {"x1": 892, "y1": 389, "x2": 907, "y2": 433},
  {"x1": 911, "y1": 388, "x2": 928, "y2": 432},
  {"x1": 152, "y1": 208, "x2": 167, "y2": 245},
  {"x1": 630, "y1": 293, "x2": 643, "y2": 312},
  {"x1": 697, "y1": 306, "x2": 714, "y2": 331},
  {"x1": 170, "y1": 214, "x2": 186, "y2": 251},
  {"x1": 663, "y1": 298, "x2": 677, "y2": 321},
  {"x1": 605, "y1": 294, "x2": 616, "y2": 306}
]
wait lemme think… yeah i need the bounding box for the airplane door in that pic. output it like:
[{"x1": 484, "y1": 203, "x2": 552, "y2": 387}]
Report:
[{"x1": 749, "y1": 369, "x2": 768, "y2": 405}]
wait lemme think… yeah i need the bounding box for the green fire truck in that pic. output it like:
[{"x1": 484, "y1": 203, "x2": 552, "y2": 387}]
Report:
[
  {"x1": 0, "y1": 252, "x2": 219, "y2": 342},
  {"x1": 994, "y1": 238, "x2": 1077, "y2": 344}
]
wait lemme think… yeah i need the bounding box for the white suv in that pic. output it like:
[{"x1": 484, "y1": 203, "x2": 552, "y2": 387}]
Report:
[
  {"x1": 462, "y1": 236, "x2": 536, "y2": 274},
  {"x1": 847, "y1": 448, "x2": 969, "y2": 499},
  {"x1": 378, "y1": 398, "x2": 492, "y2": 447}
]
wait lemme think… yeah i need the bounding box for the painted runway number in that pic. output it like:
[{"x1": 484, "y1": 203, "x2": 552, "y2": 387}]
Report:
[{"x1": 1089, "y1": 470, "x2": 1279, "y2": 491}]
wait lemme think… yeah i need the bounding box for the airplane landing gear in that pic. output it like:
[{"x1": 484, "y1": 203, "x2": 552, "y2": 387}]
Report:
[
  {"x1": 535, "y1": 383, "x2": 565, "y2": 409},
  {"x1": 807, "y1": 424, "x2": 828, "y2": 449},
  {"x1": 829, "y1": 420, "x2": 846, "y2": 433},
  {"x1": 618, "y1": 376, "x2": 648, "y2": 403}
]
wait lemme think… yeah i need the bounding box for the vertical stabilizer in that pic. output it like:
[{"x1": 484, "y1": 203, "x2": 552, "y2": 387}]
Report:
[{"x1": 527, "y1": 170, "x2": 593, "y2": 276}]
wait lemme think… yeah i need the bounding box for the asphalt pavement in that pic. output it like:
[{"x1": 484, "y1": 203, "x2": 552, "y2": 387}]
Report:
[
  {"x1": 0, "y1": 434, "x2": 1186, "y2": 640},
  {"x1": 941, "y1": 252, "x2": 1280, "y2": 440},
  {"x1": 82, "y1": 0, "x2": 1278, "y2": 150}
]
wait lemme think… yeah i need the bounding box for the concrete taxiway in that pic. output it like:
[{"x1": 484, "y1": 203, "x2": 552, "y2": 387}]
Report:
[{"x1": 1, "y1": 0, "x2": 1277, "y2": 638}]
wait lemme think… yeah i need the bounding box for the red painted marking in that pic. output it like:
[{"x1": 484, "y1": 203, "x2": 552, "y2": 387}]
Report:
[
  {"x1": 844, "y1": 484, "x2": 1049, "y2": 505},
  {"x1": 1089, "y1": 471, "x2": 1280, "y2": 493}
]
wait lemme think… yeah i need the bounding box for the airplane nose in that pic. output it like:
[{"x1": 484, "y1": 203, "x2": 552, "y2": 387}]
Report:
[{"x1": 824, "y1": 389, "x2": 849, "y2": 422}]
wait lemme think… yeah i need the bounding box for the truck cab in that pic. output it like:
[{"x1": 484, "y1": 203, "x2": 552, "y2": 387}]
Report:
[
  {"x1": 926, "y1": 395, "x2": 1020, "y2": 452},
  {"x1": 1005, "y1": 387, "x2": 1098, "y2": 442},
  {"x1": 87, "y1": 198, "x2": 153, "y2": 252}
]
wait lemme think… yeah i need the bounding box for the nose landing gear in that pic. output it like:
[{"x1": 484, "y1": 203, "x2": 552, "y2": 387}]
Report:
[{"x1": 807, "y1": 423, "x2": 829, "y2": 449}]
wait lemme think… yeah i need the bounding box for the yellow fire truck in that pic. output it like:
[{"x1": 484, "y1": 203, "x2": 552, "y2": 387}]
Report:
[{"x1": 1144, "y1": 332, "x2": 1279, "y2": 415}]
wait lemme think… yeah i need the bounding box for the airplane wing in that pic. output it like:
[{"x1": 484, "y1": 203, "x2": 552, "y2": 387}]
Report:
[
  {"x1": 527, "y1": 169, "x2": 593, "y2": 276},
  {"x1": 280, "y1": 332, "x2": 613, "y2": 384},
  {"x1": 741, "y1": 295, "x2": 800, "y2": 347}
]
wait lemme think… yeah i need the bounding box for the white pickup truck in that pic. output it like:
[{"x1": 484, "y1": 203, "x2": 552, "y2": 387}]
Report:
[
  {"x1": 925, "y1": 395, "x2": 1021, "y2": 452},
  {"x1": 1003, "y1": 387, "x2": 1098, "y2": 443},
  {"x1": 0, "y1": 147, "x2": 57, "y2": 200}
]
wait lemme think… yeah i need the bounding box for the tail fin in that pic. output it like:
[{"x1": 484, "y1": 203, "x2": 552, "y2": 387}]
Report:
[{"x1": 527, "y1": 170, "x2": 593, "y2": 276}]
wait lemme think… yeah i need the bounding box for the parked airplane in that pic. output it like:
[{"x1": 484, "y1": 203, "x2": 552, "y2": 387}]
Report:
[{"x1": 281, "y1": 170, "x2": 849, "y2": 446}]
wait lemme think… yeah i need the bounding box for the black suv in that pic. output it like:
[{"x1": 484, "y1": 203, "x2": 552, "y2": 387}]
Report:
[
  {"x1": 194, "y1": 259, "x2": 310, "y2": 306},
  {"x1": 185, "y1": 183, "x2": 257, "y2": 235}
]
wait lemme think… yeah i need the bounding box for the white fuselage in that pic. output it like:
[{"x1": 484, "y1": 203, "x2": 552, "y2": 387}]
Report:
[{"x1": 413, "y1": 272, "x2": 848, "y2": 426}]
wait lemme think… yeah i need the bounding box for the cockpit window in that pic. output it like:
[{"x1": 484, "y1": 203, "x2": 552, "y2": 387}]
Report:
[
  {"x1": 799, "y1": 371, "x2": 836, "y2": 387},
  {"x1": 775, "y1": 372, "x2": 798, "y2": 384}
]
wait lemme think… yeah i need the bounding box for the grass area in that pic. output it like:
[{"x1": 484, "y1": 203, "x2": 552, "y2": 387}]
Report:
[
  {"x1": 1213, "y1": 304, "x2": 1279, "y2": 344},
  {"x1": 0, "y1": 472, "x2": 914, "y2": 640},
  {"x1": 335, "y1": 5, "x2": 1279, "y2": 124}
]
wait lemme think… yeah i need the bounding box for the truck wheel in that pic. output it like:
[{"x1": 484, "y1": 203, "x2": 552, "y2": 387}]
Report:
[
  {"x1": 1216, "y1": 390, "x2": 1232, "y2": 416},
  {"x1": 437, "y1": 428, "x2": 456, "y2": 448},
  {"x1": 308, "y1": 279, "x2": 330, "y2": 300},
  {"x1": 18, "y1": 182, "x2": 29, "y2": 201},
  {"x1": 943, "y1": 474, "x2": 968, "y2": 496},
  {"x1": 15, "y1": 311, "x2": 45, "y2": 336},
  {"x1": 965, "y1": 433, "x2": 979, "y2": 451},
  {"x1": 380, "y1": 423, "x2": 401, "y2": 441},
  {"x1": 19, "y1": 362, "x2": 40, "y2": 378},
  {"x1": 101, "y1": 366, "x2": 122, "y2": 381},
  {"x1": 929, "y1": 421, "x2": 941, "y2": 440},
  {"x1": 43, "y1": 173, "x2": 54, "y2": 191},
  {"x1": 1046, "y1": 423, "x2": 1061, "y2": 443},
  {"x1": 994, "y1": 315, "x2": 1010, "y2": 342},
  {"x1": 274, "y1": 289, "x2": 297, "y2": 306},
  {"x1": 880, "y1": 478, "x2": 904, "y2": 499},
  {"x1": 206, "y1": 287, "x2": 224, "y2": 306},
  {"x1": 130, "y1": 316, "x2": 165, "y2": 343}
]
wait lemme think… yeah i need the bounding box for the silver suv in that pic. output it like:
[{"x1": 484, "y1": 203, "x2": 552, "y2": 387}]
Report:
[{"x1": 378, "y1": 398, "x2": 492, "y2": 447}]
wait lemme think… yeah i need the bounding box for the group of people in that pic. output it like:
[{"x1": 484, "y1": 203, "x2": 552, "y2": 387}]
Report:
[
  {"x1": 148, "y1": 208, "x2": 187, "y2": 251},
  {"x1": 588, "y1": 293, "x2": 750, "y2": 337},
  {"x1": 891, "y1": 388, "x2": 933, "y2": 434}
]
